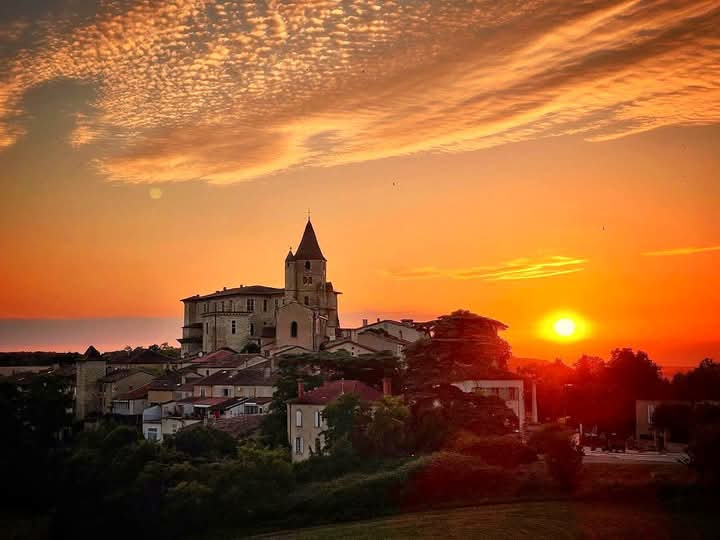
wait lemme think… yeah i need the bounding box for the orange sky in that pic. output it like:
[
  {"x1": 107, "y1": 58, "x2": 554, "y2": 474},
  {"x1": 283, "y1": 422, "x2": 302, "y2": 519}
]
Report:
[{"x1": 0, "y1": 1, "x2": 718, "y2": 365}]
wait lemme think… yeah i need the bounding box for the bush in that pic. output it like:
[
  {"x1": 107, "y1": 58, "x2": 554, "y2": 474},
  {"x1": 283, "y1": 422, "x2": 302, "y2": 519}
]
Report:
[
  {"x1": 164, "y1": 425, "x2": 237, "y2": 459},
  {"x1": 449, "y1": 431, "x2": 537, "y2": 469},
  {"x1": 292, "y1": 457, "x2": 428, "y2": 522},
  {"x1": 402, "y1": 452, "x2": 510, "y2": 505},
  {"x1": 687, "y1": 423, "x2": 720, "y2": 485},
  {"x1": 537, "y1": 427, "x2": 583, "y2": 489}
]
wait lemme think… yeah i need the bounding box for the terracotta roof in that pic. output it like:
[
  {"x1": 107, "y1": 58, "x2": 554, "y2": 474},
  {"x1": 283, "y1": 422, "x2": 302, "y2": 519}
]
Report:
[
  {"x1": 183, "y1": 415, "x2": 263, "y2": 439},
  {"x1": 182, "y1": 285, "x2": 285, "y2": 302},
  {"x1": 98, "y1": 368, "x2": 146, "y2": 383},
  {"x1": 114, "y1": 384, "x2": 151, "y2": 400},
  {"x1": 193, "y1": 369, "x2": 276, "y2": 387},
  {"x1": 191, "y1": 348, "x2": 237, "y2": 364},
  {"x1": 323, "y1": 339, "x2": 378, "y2": 353},
  {"x1": 294, "y1": 220, "x2": 326, "y2": 261},
  {"x1": 109, "y1": 348, "x2": 177, "y2": 366},
  {"x1": 83, "y1": 345, "x2": 101, "y2": 358},
  {"x1": 293, "y1": 379, "x2": 383, "y2": 405}
]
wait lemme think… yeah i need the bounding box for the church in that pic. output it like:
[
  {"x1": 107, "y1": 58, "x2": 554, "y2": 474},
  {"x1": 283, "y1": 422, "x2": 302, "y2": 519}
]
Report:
[{"x1": 178, "y1": 220, "x2": 341, "y2": 358}]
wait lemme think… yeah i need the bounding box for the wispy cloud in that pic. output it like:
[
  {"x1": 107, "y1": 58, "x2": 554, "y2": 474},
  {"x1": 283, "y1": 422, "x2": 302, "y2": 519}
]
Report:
[
  {"x1": 644, "y1": 245, "x2": 720, "y2": 257},
  {"x1": 388, "y1": 256, "x2": 586, "y2": 281},
  {"x1": 0, "y1": 0, "x2": 718, "y2": 182}
]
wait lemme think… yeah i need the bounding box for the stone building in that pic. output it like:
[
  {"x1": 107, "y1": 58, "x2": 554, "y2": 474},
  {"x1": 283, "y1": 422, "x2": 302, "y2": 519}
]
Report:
[{"x1": 179, "y1": 220, "x2": 341, "y2": 357}]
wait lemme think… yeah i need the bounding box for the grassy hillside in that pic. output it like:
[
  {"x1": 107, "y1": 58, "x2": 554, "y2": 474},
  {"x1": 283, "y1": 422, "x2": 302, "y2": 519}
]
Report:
[{"x1": 255, "y1": 500, "x2": 717, "y2": 540}]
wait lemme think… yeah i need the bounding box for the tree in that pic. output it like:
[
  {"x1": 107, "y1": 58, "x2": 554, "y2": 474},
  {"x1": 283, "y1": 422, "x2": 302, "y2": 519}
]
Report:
[
  {"x1": 405, "y1": 310, "x2": 511, "y2": 392},
  {"x1": 403, "y1": 310, "x2": 517, "y2": 450},
  {"x1": 602, "y1": 348, "x2": 666, "y2": 435},
  {"x1": 366, "y1": 396, "x2": 411, "y2": 457},
  {"x1": 673, "y1": 358, "x2": 720, "y2": 400},
  {"x1": 322, "y1": 393, "x2": 373, "y2": 454}
]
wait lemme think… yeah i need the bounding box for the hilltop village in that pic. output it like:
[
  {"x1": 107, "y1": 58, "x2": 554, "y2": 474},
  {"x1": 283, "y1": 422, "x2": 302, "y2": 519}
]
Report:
[{"x1": 64, "y1": 220, "x2": 533, "y2": 457}]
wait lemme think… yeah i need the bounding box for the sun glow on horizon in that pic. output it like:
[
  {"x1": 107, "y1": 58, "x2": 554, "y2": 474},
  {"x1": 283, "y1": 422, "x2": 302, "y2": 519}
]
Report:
[{"x1": 540, "y1": 311, "x2": 590, "y2": 343}]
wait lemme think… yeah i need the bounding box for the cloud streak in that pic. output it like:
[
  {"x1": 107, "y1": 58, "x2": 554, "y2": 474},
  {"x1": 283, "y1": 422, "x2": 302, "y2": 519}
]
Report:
[
  {"x1": 0, "y1": 0, "x2": 718, "y2": 182},
  {"x1": 644, "y1": 245, "x2": 720, "y2": 257},
  {"x1": 388, "y1": 256, "x2": 586, "y2": 281}
]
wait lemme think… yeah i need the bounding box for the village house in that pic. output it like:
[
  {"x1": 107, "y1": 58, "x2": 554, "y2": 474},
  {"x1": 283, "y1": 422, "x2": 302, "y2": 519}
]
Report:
[
  {"x1": 287, "y1": 379, "x2": 388, "y2": 462},
  {"x1": 97, "y1": 368, "x2": 155, "y2": 415}
]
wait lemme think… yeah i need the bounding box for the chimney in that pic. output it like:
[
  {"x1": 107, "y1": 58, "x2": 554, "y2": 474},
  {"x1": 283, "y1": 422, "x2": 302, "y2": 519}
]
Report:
[
  {"x1": 382, "y1": 377, "x2": 392, "y2": 396},
  {"x1": 377, "y1": 318, "x2": 381, "y2": 323},
  {"x1": 362, "y1": 319, "x2": 368, "y2": 327},
  {"x1": 297, "y1": 380, "x2": 304, "y2": 399}
]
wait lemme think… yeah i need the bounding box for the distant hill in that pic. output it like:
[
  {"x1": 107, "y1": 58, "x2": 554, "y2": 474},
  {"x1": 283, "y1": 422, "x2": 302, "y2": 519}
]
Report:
[
  {"x1": 0, "y1": 351, "x2": 82, "y2": 367},
  {"x1": 508, "y1": 357, "x2": 552, "y2": 372}
]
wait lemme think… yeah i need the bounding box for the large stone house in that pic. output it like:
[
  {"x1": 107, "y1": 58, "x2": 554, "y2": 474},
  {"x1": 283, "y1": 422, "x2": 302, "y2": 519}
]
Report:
[
  {"x1": 286, "y1": 379, "x2": 387, "y2": 462},
  {"x1": 179, "y1": 220, "x2": 341, "y2": 358}
]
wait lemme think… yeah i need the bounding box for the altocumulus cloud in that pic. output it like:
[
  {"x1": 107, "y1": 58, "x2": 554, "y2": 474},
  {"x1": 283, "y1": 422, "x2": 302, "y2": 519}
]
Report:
[
  {"x1": 0, "y1": 0, "x2": 719, "y2": 182},
  {"x1": 387, "y1": 256, "x2": 587, "y2": 281}
]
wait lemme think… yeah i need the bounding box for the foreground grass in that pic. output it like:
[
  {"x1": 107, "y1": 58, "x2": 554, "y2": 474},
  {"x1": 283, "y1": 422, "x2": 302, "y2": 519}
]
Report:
[{"x1": 254, "y1": 500, "x2": 718, "y2": 540}]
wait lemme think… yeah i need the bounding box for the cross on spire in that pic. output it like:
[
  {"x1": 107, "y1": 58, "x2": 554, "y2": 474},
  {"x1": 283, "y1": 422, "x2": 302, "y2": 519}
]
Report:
[{"x1": 307, "y1": 208, "x2": 311, "y2": 222}]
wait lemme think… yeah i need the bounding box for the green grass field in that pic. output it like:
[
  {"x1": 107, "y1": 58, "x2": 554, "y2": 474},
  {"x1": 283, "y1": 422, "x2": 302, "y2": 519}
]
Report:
[{"x1": 254, "y1": 500, "x2": 717, "y2": 540}]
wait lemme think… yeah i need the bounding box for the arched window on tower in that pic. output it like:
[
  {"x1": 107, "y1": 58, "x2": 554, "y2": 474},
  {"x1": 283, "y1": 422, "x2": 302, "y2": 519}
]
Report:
[
  {"x1": 305, "y1": 261, "x2": 311, "y2": 270},
  {"x1": 291, "y1": 321, "x2": 298, "y2": 338}
]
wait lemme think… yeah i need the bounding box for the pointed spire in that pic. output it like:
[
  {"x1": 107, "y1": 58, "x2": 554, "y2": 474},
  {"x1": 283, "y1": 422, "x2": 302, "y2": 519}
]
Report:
[
  {"x1": 294, "y1": 219, "x2": 326, "y2": 260},
  {"x1": 285, "y1": 249, "x2": 295, "y2": 262}
]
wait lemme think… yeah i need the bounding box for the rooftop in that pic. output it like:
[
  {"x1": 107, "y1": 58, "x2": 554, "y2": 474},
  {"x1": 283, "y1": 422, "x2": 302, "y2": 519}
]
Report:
[
  {"x1": 182, "y1": 285, "x2": 285, "y2": 302},
  {"x1": 293, "y1": 379, "x2": 383, "y2": 405}
]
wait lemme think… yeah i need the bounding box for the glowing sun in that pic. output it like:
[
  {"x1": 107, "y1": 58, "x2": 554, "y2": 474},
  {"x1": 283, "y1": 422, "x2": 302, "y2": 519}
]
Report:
[
  {"x1": 539, "y1": 311, "x2": 590, "y2": 343},
  {"x1": 553, "y1": 318, "x2": 576, "y2": 337}
]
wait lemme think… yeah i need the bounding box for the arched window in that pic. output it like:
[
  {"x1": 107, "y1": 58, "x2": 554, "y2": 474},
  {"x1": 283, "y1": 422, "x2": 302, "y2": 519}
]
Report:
[
  {"x1": 291, "y1": 321, "x2": 298, "y2": 338},
  {"x1": 305, "y1": 260, "x2": 311, "y2": 270},
  {"x1": 295, "y1": 409, "x2": 303, "y2": 427}
]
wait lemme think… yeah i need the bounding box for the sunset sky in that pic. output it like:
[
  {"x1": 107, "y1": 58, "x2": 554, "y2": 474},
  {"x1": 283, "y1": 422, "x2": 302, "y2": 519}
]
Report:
[{"x1": 0, "y1": 0, "x2": 718, "y2": 368}]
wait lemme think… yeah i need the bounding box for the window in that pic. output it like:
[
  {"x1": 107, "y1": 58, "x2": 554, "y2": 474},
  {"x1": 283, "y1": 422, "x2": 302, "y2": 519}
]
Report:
[
  {"x1": 223, "y1": 388, "x2": 230, "y2": 397},
  {"x1": 263, "y1": 299, "x2": 268, "y2": 312},
  {"x1": 206, "y1": 369, "x2": 210, "y2": 376},
  {"x1": 250, "y1": 323, "x2": 255, "y2": 336},
  {"x1": 231, "y1": 320, "x2": 236, "y2": 334},
  {"x1": 275, "y1": 299, "x2": 279, "y2": 309},
  {"x1": 200, "y1": 388, "x2": 206, "y2": 397},
  {"x1": 247, "y1": 298, "x2": 255, "y2": 311},
  {"x1": 296, "y1": 409, "x2": 303, "y2": 427},
  {"x1": 304, "y1": 296, "x2": 309, "y2": 305},
  {"x1": 205, "y1": 322, "x2": 209, "y2": 333},
  {"x1": 245, "y1": 404, "x2": 259, "y2": 415},
  {"x1": 295, "y1": 436, "x2": 304, "y2": 454},
  {"x1": 508, "y1": 387, "x2": 518, "y2": 400},
  {"x1": 221, "y1": 301, "x2": 224, "y2": 311},
  {"x1": 229, "y1": 300, "x2": 233, "y2": 311},
  {"x1": 308, "y1": 276, "x2": 312, "y2": 284},
  {"x1": 146, "y1": 427, "x2": 158, "y2": 441},
  {"x1": 212, "y1": 302, "x2": 216, "y2": 311},
  {"x1": 203, "y1": 303, "x2": 208, "y2": 313},
  {"x1": 302, "y1": 276, "x2": 307, "y2": 285},
  {"x1": 648, "y1": 404, "x2": 656, "y2": 425},
  {"x1": 291, "y1": 321, "x2": 298, "y2": 338},
  {"x1": 305, "y1": 260, "x2": 311, "y2": 270},
  {"x1": 314, "y1": 410, "x2": 322, "y2": 427}
]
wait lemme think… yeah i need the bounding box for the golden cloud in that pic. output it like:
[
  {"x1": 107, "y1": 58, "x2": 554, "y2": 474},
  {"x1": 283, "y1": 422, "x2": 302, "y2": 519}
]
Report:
[
  {"x1": 643, "y1": 245, "x2": 720, "y2": 257},
  {"x1": 0, "y1": 0, "x2": 718, "y2": 182},
  {"x1": 388, "y1": 256, "x2": 587, "y2": 281}
]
